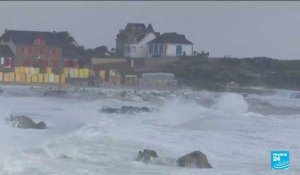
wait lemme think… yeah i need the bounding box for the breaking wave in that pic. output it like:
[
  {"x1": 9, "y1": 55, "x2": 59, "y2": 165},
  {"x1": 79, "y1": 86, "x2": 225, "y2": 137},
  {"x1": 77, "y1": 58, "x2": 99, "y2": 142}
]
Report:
[{"x1": 213, "y1": 93, "x2": 248, "y2": 114}]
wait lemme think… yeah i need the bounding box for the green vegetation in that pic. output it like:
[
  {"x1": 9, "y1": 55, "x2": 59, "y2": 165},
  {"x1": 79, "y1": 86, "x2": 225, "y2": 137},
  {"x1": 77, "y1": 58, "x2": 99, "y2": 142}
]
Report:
[{"x1": 162, "y1": 56, "x2": 300, "y2": 91}]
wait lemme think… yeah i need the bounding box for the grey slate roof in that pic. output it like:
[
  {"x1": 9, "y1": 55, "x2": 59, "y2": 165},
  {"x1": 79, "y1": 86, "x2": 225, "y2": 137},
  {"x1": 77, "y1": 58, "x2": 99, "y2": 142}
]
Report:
[
  {"x1": 117, "y1": 23, "x2": 159, "y2": 43},
  {"x1": 0, "y1": 30, "x2": 60, "y2": 46},
  {"x1": 0, "y1": 44, "x2": 14, "y2": 57},
  {"x1": 147, "y1": 32, "x2": 193, "y2": 44},
  {"x1": 124, "y1": 23, "x2": 147, "y2": 33}
]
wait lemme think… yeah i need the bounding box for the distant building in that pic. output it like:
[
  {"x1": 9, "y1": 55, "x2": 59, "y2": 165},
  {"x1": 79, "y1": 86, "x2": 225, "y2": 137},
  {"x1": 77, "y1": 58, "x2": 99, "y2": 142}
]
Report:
[
  {"x1": 0, "y1": 29, "x2": 62, "y2": 72},
  {"x1": 116, "y1": 23, "x2": 160, "y2": 58},
  {"x1": 0, "y1": 44, "x2": 15, "y2": 71},
  {"x1": 147, "y1": 32, "x2": 193, "y2": 58}
]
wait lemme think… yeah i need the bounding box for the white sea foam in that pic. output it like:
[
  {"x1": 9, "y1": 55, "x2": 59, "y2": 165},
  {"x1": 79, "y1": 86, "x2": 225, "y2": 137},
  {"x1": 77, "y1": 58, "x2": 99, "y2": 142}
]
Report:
[
  {"x1": 213, "y1": 93, "x2": 248, "y2": 114},
  {"x1": 0, "y1": 86, "x2": 299, "y2": 174}
]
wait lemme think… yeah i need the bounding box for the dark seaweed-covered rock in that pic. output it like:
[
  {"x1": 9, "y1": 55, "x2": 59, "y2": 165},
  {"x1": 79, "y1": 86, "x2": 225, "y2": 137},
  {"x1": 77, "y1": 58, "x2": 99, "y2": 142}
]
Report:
[
  {"x1": 9, "y1": 115, "x2": 47, "y2": 129},
  {"x1": 43, "y1": 90, "x2": 68, "y2": 96},
  {"x1": 101, "y1": 106, "x2": 151, "y2": 114},
  {"x1": 177, "y1": 151, "x2": 212, "y2": 168},
  {"x1": 101, "y1": 107, "x2": 119, "y2": 113},
  {"x1": 137, "y1": 149, "x2": 158, "y2": 163},
  {"x1": 119, "y1": 106, "x2": 150, "y2": 113}
]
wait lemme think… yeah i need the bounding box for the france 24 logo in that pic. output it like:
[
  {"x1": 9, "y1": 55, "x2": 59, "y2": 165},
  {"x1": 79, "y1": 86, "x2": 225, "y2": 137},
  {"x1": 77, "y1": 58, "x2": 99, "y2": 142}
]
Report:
[{"x1": 271, "y1": 151, "x2": 289, "y2": 170}]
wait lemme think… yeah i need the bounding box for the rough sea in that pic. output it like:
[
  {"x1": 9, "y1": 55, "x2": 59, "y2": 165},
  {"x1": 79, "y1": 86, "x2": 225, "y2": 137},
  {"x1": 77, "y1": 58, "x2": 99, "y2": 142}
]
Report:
[{"x1": 0, "y1": 85, "x2": 299, "y2": 175}]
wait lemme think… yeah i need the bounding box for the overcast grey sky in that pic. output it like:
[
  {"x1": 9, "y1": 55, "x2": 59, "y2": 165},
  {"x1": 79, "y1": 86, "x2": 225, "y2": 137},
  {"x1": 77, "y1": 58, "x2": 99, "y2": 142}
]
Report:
[{"x1": 0, "y1": 1, "x2": 300, "y2": 60}]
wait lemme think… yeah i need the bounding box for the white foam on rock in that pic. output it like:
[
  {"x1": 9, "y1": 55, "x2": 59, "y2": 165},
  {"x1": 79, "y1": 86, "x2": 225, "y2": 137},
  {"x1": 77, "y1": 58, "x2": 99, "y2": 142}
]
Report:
[{"x1": 213, "y1": 93, "x2": 248, "y2": 114}]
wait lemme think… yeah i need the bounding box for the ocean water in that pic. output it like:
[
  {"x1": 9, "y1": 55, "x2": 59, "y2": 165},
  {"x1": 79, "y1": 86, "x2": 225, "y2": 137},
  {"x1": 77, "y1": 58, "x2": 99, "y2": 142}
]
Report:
[{"x1": 0, "y1": 85, "x2": 299, "y2": 175}]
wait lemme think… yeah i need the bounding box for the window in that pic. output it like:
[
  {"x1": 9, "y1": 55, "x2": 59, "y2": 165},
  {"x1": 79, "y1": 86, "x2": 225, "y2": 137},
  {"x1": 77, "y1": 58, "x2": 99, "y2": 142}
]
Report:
[
  {"x1": 154, "y1": 44, "x2": 158, "y2": 54},
  {"x1": 176, "y1": 45, "x2": 183, "y2": 56},
  {"x1": 4, "y1": 57, "x2": 11, "y2": 67},
  {"x1": 23, "y1": 47, "x2": 29, "y2": 54},
  {"x1": 149, "y1": 44, "x2": 154, "y2": 54},
  {"x1": 130, "y1": 46, "x2": 136, "y2": 52},
  {"x1": 126, "y1": 46, "x2": 130, "y2": 53},
  {"x1": 159, "y1": 44, "x2": 163, "y2": 54},
  {"x1": 36, "y1": 38, "x2": 44, "y2": 45},
  {"x1": 0, "y1": 57, "x2": 4, "y2": 65}
]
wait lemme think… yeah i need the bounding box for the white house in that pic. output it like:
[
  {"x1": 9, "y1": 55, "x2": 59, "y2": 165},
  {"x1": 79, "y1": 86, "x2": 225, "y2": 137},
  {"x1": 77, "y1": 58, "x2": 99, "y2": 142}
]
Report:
[
  {"x1": 124, "y1": 32, "x2": 157, "y2": 58},
  {"x1": 147, "y1": 32, "x2": 193, "y2": 58},
  {"x1": 116, "y1": 23, "x2": 159, "y2": 58}
]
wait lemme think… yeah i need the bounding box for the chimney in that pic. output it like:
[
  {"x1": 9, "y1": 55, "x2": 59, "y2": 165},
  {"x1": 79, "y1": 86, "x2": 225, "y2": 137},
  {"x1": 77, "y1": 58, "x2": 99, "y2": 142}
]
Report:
[{"x1": 4, "y1": 28, "x2": 8, "y2": 33}]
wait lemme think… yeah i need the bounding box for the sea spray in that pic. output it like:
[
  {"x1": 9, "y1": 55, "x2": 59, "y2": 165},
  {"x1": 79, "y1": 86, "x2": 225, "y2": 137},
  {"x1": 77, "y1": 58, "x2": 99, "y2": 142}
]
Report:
[{"x1": 213, "y1": 93, "x2": 248, "y2": 114}]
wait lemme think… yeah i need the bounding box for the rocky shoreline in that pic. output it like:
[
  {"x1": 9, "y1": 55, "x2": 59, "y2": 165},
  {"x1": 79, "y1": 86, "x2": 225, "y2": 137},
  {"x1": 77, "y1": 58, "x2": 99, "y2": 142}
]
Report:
[{"x1": 163, "y1": 57, "x2": 300, "y2": 91}]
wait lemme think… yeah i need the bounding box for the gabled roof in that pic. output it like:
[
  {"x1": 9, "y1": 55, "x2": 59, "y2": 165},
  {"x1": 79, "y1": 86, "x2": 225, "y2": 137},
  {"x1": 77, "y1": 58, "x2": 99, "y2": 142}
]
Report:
[
  {"x1": 124, "y1": 23, "x2": 147, "y2": 33},
  {"x1": 0, "y1": 44, "x2": 14, "y2": 57},
  {"x1": 147, "y1": 32, "x2": 193, "y2": 44},
  {"x1": 0, "y1": 30, "x2": 60, "y2": 46},
  {"x1": 117, "y1": 23, "x2": 159, "y2": 44},
  {"x1": 147, "y1": 24, "x2": 154, "y2": 33},
  {"x1": 136, "y1": 31, "x2": 159, "y2": 43}
]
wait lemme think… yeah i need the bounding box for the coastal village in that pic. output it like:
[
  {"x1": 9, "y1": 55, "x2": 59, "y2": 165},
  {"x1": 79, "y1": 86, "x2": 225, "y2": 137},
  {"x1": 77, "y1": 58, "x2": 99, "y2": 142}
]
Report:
[{"x1": 0, "y1": 23, "x2": 203, "y2": 89}]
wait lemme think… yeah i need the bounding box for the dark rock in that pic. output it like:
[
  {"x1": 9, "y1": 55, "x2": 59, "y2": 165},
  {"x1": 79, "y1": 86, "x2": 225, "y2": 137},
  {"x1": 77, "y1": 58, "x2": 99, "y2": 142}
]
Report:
[
  {"x1": 35, "y1": 121, "x2": 47, "y2": 129},
  {"x1": 137, "y1": 149, "x2": 158, "y2": 163},
  {"x1": 43, "y1": 90, "x2": 68, "y2": 96},
  {"x1": 177, "y1": 151, "x2": 212, "y2": 168},
  {"x1": 119, "y1": 106, "x2": 150, "y2": 114},
  {"x1": 101, "y1": 106, "x2": 151, "y2": 114},
  {"x1": 101, "y1": 107, "x2": 119, "y2": 113},
  {"x1": 9, "y1": 115, "x2": 47, "y2": 129}
]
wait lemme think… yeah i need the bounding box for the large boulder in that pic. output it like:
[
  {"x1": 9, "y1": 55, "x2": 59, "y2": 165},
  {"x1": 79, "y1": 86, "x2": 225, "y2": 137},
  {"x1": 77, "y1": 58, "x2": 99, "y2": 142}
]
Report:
[
  {"x1": 177, "y1": 151, "x2": 212, "y2": 168},
  {"x1": 137, "y1": 149, "x2": 158, "y2": 163},
  {"x1": 9, "y1": 115, "x2": 47, "y2": 129}
]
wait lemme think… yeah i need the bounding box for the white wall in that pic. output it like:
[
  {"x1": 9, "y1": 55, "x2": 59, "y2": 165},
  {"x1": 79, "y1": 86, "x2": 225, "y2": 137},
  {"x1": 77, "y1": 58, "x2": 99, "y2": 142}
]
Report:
[
  {"x1": 125, "y1": 32, "x2": 156, "y2": 58},
  {"x1": 165, "y1": 44, "x2": 193, "y2": 56}
]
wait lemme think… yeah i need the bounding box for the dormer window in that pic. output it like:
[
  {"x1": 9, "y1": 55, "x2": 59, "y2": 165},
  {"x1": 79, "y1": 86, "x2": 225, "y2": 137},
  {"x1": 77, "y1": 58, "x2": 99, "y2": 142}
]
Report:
[
  {"x1": 34, "y1": 37, "x2": 45, "y2": 45},
  {"x1": 23, "y1": 47, "x2": 29, "y2": 54}
]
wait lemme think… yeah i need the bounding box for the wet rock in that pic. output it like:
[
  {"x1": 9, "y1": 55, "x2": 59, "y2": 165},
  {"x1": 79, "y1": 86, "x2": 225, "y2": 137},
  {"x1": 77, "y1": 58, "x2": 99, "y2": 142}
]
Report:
[
  {"x1": 137, "y1": 149, "x2": 158, "y2": 163},
  {"x1": 177, "y1": 151, "x2": 212, "y2": 168},
  {"x1": 101, "y1": 107, "x2": 119, "y2": 114},
  {"x1": 9, "y1": 115, "x2": 47, "y2": 129},
  {"x1": 43, "y1": 90, "x2": 68, "y2": 96},
  {"x1": 101, "y1": 106, "x2": 151, "y2": 114},
  {"x1": 59, "y1": 154, "x2": 72, "y2": 159},
  {"x1": 119, "y1": 106, "x2": 150, "y2": 113}
]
